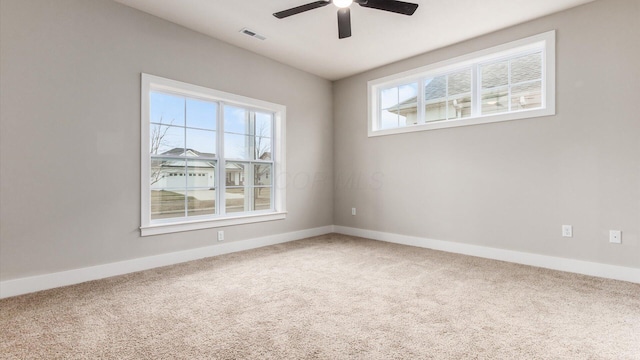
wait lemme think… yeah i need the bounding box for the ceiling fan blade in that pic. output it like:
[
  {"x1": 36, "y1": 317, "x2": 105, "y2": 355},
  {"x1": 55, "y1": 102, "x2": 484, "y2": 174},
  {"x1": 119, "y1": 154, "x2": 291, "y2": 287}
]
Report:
[
  {"x1": 337, "y1": 8, "x2": 352, "y2": 39},
  {"x1": 273, "y1": 1, "x2": 331, "y2": 19},
  {"x1": 358, "y1": 0, "x2": 419, "y2": 15}
]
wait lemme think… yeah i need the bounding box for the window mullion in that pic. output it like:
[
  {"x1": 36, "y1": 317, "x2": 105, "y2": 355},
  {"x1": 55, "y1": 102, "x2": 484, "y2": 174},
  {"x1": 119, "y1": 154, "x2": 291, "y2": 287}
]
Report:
[
  {"x1": 376, "y1": 89, "x2": 382, "y2": 131},
  {"x1": 473, "y1": 65, "x2": 481, "y2": 117},
  {"x1": 249, "y1": 112, "x2": 256, "y2": 161},
  {"x1": 248, "y1": 111, "x2": 256, "y2": 212},
  {"x1": 270, "y1": 114, "x2": 276, "y2": 211},
  {"x1": 248, "y1": 162, "x2": 254, "y2": 211},
  {"x1": 507, "y1": 60, "x2": 512, "y2": 112},
  {"x1": 541, "y1": 47, "x2": 547, "y2": 109},
  {"x1": 394, "y1": 87, "x2": 400, "y2": 127},
  {"x1": 417, "y1": 78, "x2": 425, "y2": 124},
  {"x1": 218, "y1": 103, "x2": 226, "y2": 216},
  {"x1": 445, "y1": 75, "x2": 449, "y2": 120},
  {"x1": 245, "y1": 112, "x2": 253, "y2": 212},
  {"x1": 183, "y1": 98, "x2": 188, "y2": 218}
]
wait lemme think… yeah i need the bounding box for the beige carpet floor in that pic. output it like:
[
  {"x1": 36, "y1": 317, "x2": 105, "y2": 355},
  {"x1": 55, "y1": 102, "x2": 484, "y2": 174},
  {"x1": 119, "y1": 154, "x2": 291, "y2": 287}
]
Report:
[{"x1": 1, "y1": 234, "x2": 639, "y2": 359}]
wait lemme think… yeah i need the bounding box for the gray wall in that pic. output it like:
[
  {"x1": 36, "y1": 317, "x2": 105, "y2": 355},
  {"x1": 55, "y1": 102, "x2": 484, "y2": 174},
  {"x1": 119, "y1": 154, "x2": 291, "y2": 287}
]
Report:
[
  {"x1": 2, "y1": 0, "x2": 638, "y2": 283},
  {"x1": 333, "y1": 0, "x2": 640, "y2": 268},
  {"x1": 0, "y1": 0, "x2": 333, "y2": 280}
]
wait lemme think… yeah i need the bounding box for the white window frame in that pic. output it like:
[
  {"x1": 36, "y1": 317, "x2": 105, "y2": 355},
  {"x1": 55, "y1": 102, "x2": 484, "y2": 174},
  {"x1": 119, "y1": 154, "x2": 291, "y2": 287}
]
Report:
[
  {"x1": 140, "y1": 74, "x2": 286, "y2": 236},
  {"x1": 368, "y1": 30, "x2": 556, "y2": 137}
]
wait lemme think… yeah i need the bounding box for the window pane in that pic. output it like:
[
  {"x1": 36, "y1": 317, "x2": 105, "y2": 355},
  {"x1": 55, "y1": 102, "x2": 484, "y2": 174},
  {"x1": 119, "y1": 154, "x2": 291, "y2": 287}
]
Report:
[
  {"x1": 424, "y1": 76, "x2": 447, "y2": 122},
  {"x1": 254, "y1": 187, "x2": 271, "y2": 211},
  {"x1": 150, "y1": 91, "x2": 185, "y2": 126},
  {"x1": 255, "y1": 112, "x2": 272, "y2": 138},
  {"x1": 481, "y1": 61, "x2": 509, "y2": 89},
  {"x1": 224, "y1": 105, "x2": 248, "y2": 134},
  {"x1": 379, "y1": 83, "x2": 418, "y2": 128},
  {"x1": 511, "y1": 81, "x2": 542, "y2": 111},
  {"x1": 187, "y1": 189, "x2": 215, "y2": 217},
  {"x1": 481, "y1": 87, "x2": 509, "y2": 115},
  {"x1": 150, "y1": 125, "x2": 184, "y2": 155},
  {"x1": 187, "y1": 159, "x2": 216, "y2": 188},
  {"x1": 186, "y1": 128, "x2": 216, "y2": 156},
  {"x1": 225, "y1": 162, "x2": 247, "y2": 186},
  {"x1": 151, "y1": 157, "x2": 185, "y2": 188},
  {"x1": 448, "y1": 95, "x2": 472, "y2": 119},
  {"x1": 186, "y1": 98, "x2": 216, "y2": 130},
  {"x1": 448, "y1": 70, "x2": 471, "y2": 96},
  {"x1": 511, "y1": 52, "x2": 542, "y2": 84},
  {"x1": 225, "y1": 188, "x2": 246, "y2": 213},
  {"x1": 224, "y1": 133, "x2": 251, "y2": 160},
  {"x1": 425, "y1": 102, "x2": 447, "y2": 122},
  {"x1": 151, "y1": 189, "x2": 185, "y2": 220},
  {"x1": 225, "y1": 161, "x2": 248, "y2": 213},
  {"x1": 396, "y1": 83, "x2": 418, "y2": 126},
  {"x1": 380, "y1": 86, "x2": 399, "y2": 109},
  {"x1": 380, "y1": 86, "x2": 400, "y2": 129},
  {"x1": 425, "y1": 76, "x2": 446, "y2": 101},
  {"x1": 254, "y1": 164, "x2": 272, "y2": 186},
  {"x1": 255, "y1": 137, "x2": 271, "y2": 160}
]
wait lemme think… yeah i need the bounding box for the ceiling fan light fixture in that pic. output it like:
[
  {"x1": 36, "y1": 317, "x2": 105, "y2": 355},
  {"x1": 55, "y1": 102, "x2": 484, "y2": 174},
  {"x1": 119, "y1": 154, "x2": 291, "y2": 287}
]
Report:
[{"x1": 333, "y1": 0, "x2": 353, "y2": 8}]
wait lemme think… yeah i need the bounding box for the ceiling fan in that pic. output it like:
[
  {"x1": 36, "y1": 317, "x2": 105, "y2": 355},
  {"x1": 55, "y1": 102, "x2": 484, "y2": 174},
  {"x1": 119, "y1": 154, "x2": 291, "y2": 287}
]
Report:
[{"x1": 273, "y1": 0, "x2": 419, "y2": 39}]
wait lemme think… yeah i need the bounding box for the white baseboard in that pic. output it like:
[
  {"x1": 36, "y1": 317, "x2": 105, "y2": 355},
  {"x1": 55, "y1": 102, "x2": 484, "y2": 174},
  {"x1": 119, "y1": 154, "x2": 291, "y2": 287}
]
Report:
[
  {"x1": 333, "y1": 226, "x2": 640, "y2": 284},
  {"x1": 3, "y1": 224, "x2": 638, "y2": 299},
  {"x1": 0, "y1": 225, "x2": 333, "y2": 299}
]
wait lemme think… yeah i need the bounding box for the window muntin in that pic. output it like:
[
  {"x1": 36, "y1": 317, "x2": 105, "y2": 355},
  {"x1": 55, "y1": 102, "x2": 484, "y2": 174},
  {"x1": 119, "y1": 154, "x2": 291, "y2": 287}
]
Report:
[
  {"x1": 223, "y1": 107, "x2": 274, "y2": 214},
  {"x1": 424, "y1": 68, "x2": 472, "y2": 122},
  {"x1": 141, "y1": 74, "x2": 286, "y2": 235},
  {"x1": 368, "y1": 31, "x2": 555, "y2": 136},
  {"x1": 479, "y1": 51, "x2": 543, "y2": 115},
  {"x1": 380, "y1": 83, "x2": 418, "y2": 129},
  {"x1": 149, "y1": 91, "x2": 220, "y2": 221}
]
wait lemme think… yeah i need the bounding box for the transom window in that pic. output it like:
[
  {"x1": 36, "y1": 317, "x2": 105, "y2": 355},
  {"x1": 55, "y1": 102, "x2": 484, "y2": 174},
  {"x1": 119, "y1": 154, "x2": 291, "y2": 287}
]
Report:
[
  {"x1": 369, "y1": 31, "x2": 555, "y2": 136},
  {"x1": 141, "y1": 74, "x2": 286, "y2": 236}
]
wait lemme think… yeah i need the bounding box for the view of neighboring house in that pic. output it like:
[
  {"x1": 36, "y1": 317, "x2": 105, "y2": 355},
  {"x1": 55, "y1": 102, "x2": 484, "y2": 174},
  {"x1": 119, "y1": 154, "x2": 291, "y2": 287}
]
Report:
[
  {"x1": 384, "y1": 51, "x2": 543, "y2": 127},
  {"x1": 150, "y1": 148, "x2": 273, "y2": 190},
  {"x1": 149, "y1": 147, "x2": 273, "y2": 219},
  {"x1": 150, "y1": 148, "x2": 217, "y2": 190}
]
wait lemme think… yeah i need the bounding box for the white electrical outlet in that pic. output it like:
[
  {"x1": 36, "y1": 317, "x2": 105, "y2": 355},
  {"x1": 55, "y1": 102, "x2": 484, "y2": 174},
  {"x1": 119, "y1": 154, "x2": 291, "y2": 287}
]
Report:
[
  {"x1": 217, "y1": 230, "x2": 224, "y2": 242},
  {"x1": 562, "y1": 225, "x2": 573, "y2": 237},
  {"x1": 609, "y1": 230, "x2": 621, "y2": 244},
  {"x1": 351, "y1": 208, "x2": 356, "y2": 216}
]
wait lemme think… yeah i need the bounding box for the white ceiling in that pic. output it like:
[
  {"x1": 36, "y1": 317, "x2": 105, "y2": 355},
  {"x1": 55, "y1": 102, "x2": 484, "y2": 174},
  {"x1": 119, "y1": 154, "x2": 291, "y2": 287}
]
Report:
[{"x1": 114, "y1": 0, "x2": 594, "y2": 80}]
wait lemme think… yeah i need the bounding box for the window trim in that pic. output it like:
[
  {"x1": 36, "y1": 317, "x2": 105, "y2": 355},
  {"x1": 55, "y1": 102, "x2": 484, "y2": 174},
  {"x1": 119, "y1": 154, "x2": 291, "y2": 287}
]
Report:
[
  {"x1": 140, "y1": 73, "x2": 286, "y2": 236},
  {"x1": 368, "y1": 30, "x2": 556, "y2": 137}
]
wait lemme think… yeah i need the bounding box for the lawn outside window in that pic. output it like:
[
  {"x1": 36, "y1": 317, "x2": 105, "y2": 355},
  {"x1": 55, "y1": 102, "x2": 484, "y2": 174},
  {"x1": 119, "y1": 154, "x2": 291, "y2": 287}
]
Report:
[
  {"x1": 140, "y1": 74, "x2": 286, "y2": 236},
  {"x1": 368, "y1": 31, "x2": 556, "y2": 136}
]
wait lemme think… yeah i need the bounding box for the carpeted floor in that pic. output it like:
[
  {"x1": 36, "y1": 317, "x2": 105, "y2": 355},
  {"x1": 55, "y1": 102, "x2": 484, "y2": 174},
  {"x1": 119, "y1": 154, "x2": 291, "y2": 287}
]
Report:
[{"x1": 1, "y1": 234, "x2": 639, "y2": 359}]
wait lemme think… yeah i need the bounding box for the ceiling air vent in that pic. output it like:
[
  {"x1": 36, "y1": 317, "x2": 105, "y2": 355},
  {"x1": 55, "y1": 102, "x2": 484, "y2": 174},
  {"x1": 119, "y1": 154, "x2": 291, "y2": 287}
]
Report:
[{"x1": 240, "y1": 28, "x2": 266, "y2": 40}]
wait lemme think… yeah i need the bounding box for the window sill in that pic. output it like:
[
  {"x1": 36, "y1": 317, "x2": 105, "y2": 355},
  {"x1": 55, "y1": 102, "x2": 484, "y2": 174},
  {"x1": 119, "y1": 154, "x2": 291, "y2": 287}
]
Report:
[
  {"x1": 140, "y1": 211, "x2": 287, "y2": 236},
  {"x1": 368, "y1": 106, "x2": 554, "y2": 137}
]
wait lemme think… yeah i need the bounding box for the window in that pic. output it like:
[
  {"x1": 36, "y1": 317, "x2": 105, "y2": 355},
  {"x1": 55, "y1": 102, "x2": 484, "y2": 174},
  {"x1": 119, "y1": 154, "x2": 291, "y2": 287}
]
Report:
[
  {"x1": 369, "y1": 31, "x2": 555, "y2": 136},
  {"x1": 141, "y1": 74, "x2": 286, "y2": 236}
]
